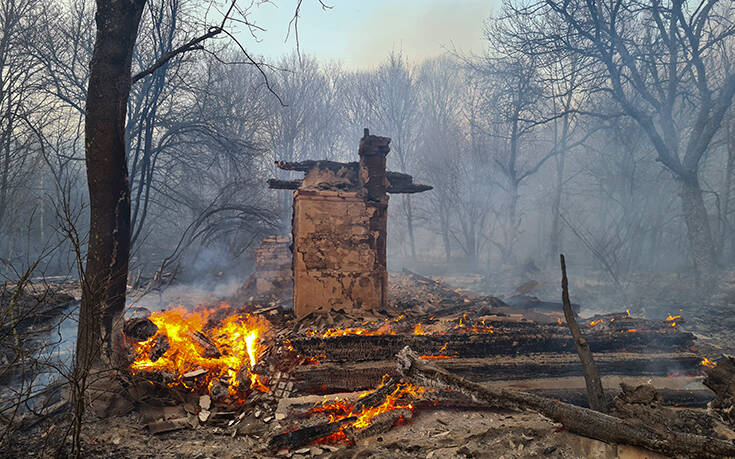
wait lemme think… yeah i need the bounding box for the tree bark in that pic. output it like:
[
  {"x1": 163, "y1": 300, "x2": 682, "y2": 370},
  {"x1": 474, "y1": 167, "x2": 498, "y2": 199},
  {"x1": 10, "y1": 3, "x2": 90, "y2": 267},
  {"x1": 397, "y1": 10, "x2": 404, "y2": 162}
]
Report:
[
  {"x1": 678, "y1": 174, "x2": 717, "y2": 277},
  {"x1": 77, "y1": 0, "x2": 146, "y2": 378}
]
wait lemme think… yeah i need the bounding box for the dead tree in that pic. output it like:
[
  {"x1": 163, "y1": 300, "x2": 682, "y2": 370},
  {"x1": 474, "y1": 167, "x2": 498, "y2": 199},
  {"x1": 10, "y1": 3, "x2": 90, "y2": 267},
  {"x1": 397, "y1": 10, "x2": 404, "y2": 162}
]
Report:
[{"x1": 560, "y1": 254, "x2": 607, "y2": 412}]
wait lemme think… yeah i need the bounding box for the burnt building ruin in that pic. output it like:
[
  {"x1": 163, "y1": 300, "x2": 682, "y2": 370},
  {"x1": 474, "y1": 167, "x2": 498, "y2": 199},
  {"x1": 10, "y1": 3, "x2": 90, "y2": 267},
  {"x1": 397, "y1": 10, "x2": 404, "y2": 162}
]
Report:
[{"x1": 269, "y1": 129, "x2": 431, "y2": 318}]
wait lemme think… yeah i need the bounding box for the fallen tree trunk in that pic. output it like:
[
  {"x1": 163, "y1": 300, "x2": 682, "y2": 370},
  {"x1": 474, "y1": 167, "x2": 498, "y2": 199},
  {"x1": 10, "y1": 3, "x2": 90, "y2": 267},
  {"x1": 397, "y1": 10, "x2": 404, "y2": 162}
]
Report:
[{"x1": 397, "y1": 346, "x2": 735, "y2": 458}]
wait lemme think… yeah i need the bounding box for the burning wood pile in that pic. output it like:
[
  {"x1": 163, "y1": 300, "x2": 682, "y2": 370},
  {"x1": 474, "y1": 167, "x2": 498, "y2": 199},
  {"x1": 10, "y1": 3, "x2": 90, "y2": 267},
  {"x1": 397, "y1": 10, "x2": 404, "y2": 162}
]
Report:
[{"x1": 118, "y1": 269, "x2": 735, "y2": 456}]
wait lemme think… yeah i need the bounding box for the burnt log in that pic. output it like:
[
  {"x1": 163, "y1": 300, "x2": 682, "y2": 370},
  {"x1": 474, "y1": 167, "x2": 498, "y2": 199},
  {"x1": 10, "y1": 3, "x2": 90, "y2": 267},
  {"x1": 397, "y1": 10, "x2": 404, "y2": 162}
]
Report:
[
  {"x1": 288, "y1": 329, "x2": 694, "y2": 364},
  {"x1": 123, "y1": 317, "x2": 158, "y2": 341},
  {"x1": 268, "y1": 416, "x2": 357, "y2": 450},
  {"x1": 397, "y1": 346, "x2": 735, "y2": 459},
  {"x1": 149, "y1": 334, "x2": 170, "y2": 362},
  {"x1": 344, "y1": 409, "x2": 412, "y2": 442},
  {"x1": 352, "y1": 378, "x2": 399, "y2": 412},
  {"x1": 190, "y1": 331, "x2": 221, "y2": 358},
  {"x1": 703, "y1": 355, "x2": 735, "y2": 425},
  {"x1": 291, "y1": 353, "x2": 702, "y2": 394}
]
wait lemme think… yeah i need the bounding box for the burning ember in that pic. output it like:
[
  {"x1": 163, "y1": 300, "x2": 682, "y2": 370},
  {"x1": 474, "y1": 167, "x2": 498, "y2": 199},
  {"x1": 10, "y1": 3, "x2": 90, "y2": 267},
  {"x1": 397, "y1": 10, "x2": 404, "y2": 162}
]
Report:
[
  {"x1": 304, "y1": 314, "x2": 498, "y2": 339},
  {"x1": 128, "y1": 305, "x2": 271, "y2": 395},
  {"x1": 701, "y1": 357, "x2": 717, "y2": 368},
  {"x1": 304, "y1": 376, "x2": 424, "y2": 443}
]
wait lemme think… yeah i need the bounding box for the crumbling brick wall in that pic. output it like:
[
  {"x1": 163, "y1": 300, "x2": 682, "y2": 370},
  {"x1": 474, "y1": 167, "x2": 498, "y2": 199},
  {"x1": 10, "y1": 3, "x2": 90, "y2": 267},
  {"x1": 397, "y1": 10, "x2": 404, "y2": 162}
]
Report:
[{"x1": 270, "y1": 130, "x2": 429, "y2": 318}]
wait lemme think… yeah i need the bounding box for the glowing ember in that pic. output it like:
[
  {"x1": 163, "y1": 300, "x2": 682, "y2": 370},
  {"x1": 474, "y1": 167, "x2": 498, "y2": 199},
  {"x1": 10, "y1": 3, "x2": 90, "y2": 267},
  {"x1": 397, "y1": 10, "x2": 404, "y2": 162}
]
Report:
[
  {"x1": 665, "y1": 314, "x2": 681, "y2": 327},
  {"x1": 701, "y1": 357, "x2": 717, "y2": 368},
  {"x1": 308, "y1": 376, "x2": 424, "y2": 436},
  {"x1": 557, "y1": 318, "x2": 564, "y2": 325},
  {"x1": 413, "y1": 323, "x2": 425, "y2": 335},
  {"x1": 420, "y1": 341, "x2": 453, "y2": 359},
  {"x1": 589, "y1": 319, "x2": 603, "y2": 327},
  {"x1": 128, "y1": 305, "x2": 271, "y2": 395}
]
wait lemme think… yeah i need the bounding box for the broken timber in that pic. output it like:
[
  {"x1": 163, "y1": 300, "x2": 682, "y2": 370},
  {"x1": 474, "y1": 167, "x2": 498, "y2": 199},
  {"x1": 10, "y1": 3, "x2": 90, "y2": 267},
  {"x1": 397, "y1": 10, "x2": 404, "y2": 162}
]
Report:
[
  {"x1": 291, "y1": 353, "x2": 703, "y2": 394},
  {"x1": 288, "y1": 329, "x2": 694, "y2": 364}
]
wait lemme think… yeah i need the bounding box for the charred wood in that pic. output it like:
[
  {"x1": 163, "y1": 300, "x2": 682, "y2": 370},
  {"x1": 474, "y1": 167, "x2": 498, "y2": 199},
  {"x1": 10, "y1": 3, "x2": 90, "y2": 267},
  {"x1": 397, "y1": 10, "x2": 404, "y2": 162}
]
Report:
[
  {"x1": 291, "y1": 353, "x2": 702, "y2": 394},
  {"x1": 268, "y1": 416, "x2": 357, "y2": 450},
  {"x1": 352, "y1": 378, "x2": 399, "y2": 412},
  {"x1": 344, "y1": 409, "x2": 412, "y2": 442},
  {"x1": 612, "y1": 383, "x2": 733, "y2": 438},
  {"x1": 275, "y1": 160, "x2": 358, "y2": 173},
  {"x1": 560, "y1": 254, "x2": 607, "y2": 412},
  {"x1": 288, "y1": 330, "x2": 694, "y2": 364},
  {"x1": 267, "y1": 178, "x2": 302, "y2": 190},
  {"x1": 123, "y1": 317, "x2": 158, "y2": 341},
  {"x1": 149, "y1": 334, "x2": 170, "y2": 362},
  {"x1": 703, "y1": 355, "x2": 735, "y2": 425},
  {"x1": 190, "y1": 330, "x2": 221, "y2": 358}
]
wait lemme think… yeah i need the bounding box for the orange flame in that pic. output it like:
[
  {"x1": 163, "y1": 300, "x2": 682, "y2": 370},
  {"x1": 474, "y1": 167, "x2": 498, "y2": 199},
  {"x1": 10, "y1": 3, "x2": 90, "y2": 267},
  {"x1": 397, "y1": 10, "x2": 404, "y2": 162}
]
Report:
[
  {"x1": 701, "y1": 357, "x2": 717, "y2": 368},
  {"x1": 309, "y1": 376, "x2": 424, "y2": 435},
  {"x1": 589, "y1": 319, "x2": 603, "y2": 327},
  {"x1": 413, "y1": 323, "x2": 425, "y2": 335},
  {"x1": 129, "y1": 305, "x2": 270, "y2": 395}
]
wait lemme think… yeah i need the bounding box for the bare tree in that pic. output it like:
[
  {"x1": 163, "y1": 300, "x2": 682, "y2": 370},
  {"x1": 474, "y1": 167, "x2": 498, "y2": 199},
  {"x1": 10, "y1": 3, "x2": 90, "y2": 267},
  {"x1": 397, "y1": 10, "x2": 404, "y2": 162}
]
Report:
[{"x1": 505, "y1": 0, "x2": 735, "y2": 275}]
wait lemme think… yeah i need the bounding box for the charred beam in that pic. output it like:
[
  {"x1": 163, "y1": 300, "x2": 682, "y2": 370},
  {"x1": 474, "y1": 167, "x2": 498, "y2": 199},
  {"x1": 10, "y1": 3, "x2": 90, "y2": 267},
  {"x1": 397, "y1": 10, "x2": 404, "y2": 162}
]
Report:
[
  {"x1": 291, "y1": 353, "x2": 703, "y2": 394},
  {"x1": 275, "y1": 160, "x2": 358, "y2": 173},
  {"x1": 288, "y1": 330, "x2": 695, "y2": 364},
  {"x1": 267, "y1": 178, "x2": 302, "y2": 190}
]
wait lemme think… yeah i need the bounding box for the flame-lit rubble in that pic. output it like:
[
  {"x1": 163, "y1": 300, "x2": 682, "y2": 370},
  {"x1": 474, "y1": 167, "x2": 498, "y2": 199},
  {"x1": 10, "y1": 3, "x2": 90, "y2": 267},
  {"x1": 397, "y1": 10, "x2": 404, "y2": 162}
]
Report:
[{"x1": 122, "y1": 273, "x2": 725, "y2": 453}]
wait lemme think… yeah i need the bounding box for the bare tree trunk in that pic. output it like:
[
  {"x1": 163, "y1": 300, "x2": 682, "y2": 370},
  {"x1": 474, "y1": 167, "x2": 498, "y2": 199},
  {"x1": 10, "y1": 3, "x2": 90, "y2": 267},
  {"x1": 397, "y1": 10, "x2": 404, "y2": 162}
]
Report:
[
  {"x1": 549, "y1": 152, "x2": 565, "y2": 262},
  {"x1": 404, "y1": 195, "x2": 417, "y2": 260},
  {"x1": 723, "y1": 119, "x2": 735, "y2": 264},
  {"x1": 76, "y1": 0, "x2": 146, "y2": 414},
  {"x1": 678, "y1": 174, "x2": 717, "y2": 277}
]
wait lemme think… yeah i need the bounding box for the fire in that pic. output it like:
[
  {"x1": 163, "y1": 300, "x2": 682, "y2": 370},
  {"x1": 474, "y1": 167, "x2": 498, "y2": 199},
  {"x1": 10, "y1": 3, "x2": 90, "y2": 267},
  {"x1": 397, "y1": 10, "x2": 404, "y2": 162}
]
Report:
[
  {"x1": 557, "y1": 318, "x2": 564, "y2": 325},
  {"x1": 420, "y1": 341, "x2": 453, "y2": 359},
  {"x1": 308, "y1": 376, "x2": 425, "y2": 437},
  {"x1": 414, "y1": 323, "x2": 425, "y2": 335},
  {"x1": 589, "y1": 319, "x2": 603, "y2": 327},
  {"x1": 665, "y1": 314, "x2": 681, "y2": 327},
  {"x1": 701, "y1": 357, "x2": 717, "y2": 368},
  {"x1": 129, "y1": 305, "x2": 271, "y2": 395},
  {"x1": 305, "y1": 316, "x2": 406, "y2": 338}
]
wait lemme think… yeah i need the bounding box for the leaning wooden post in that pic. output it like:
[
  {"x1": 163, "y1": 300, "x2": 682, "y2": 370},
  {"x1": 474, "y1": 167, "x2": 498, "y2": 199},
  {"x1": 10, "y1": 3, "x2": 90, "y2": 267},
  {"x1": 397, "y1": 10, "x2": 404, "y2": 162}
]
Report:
[{"x1": 560, "y1": 254, "x2": 607, "y2": 413}]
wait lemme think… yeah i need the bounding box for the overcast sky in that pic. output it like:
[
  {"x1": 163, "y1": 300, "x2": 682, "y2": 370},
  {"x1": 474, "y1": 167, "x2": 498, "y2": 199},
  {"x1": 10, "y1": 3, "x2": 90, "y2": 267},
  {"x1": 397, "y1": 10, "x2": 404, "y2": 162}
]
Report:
[{"x1": 241, "y1": 0, "x2": 497, "y2": 69}]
